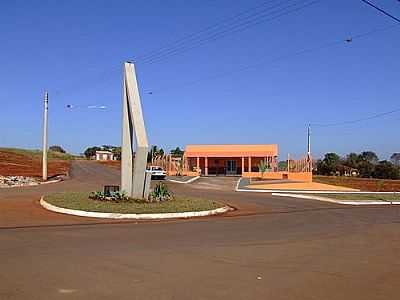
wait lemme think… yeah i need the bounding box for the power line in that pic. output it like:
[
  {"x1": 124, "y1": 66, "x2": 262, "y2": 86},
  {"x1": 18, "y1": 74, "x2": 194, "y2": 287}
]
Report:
[
  {"x1": 312, "y1": 107, "x2": 400, "y2": 127},
  {"x1": 360, "y1": 0, "x2": 400, "y2": 23},
  {"x1": 135, "y1": 0, "x2": 321, "y2": 65},
  {"x1": 145, "y1": 24, "x2": 398, "y2": 95},
  {"x1": 140, "y1": 0, "x2": 320, "y2": 65},
  {"x1": 147, "y1": 39, "x2": 343, "y2": 94},
  {"x1": 135, "y1": 0, "x2": 300, "y2": 63},
  {"x1": 54, "y1": 1, "x2": 398, "y2": 102},
  {"x1": 56, "y1": 0, "x2": 310, "y2": 98},
  {"x1": 134, "y1": 0, "x2": 283, "y2": 61}
]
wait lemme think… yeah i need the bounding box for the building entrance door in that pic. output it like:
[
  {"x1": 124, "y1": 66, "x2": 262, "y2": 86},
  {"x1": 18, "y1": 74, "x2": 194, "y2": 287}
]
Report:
[{"x1": 225, "y1": 160, "x2": 237, "y2": 175}]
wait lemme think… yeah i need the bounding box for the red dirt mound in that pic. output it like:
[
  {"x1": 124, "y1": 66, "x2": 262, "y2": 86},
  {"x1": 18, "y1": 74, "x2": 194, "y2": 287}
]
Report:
[
  {"x1": 314, "y1": 175, "x2": 400, "y2": 192},
  {"x1": 0, "y1": 150, "x2": 70, "y2": 178}
]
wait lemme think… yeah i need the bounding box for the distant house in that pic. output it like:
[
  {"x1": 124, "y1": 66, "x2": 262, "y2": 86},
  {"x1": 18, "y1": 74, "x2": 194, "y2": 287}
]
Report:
[
  {"x1": 95, "y1": 150, "x2": 114, "y2": 161},
  {"x1": 336, "y1": 165, "x2": 359, "y2": 177}
]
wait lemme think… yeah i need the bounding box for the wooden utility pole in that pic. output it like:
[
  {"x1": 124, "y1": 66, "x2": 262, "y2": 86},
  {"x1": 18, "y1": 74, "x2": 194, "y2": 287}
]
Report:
[{"x1": 42, "y1": 91, "x2": 49, "y2": 181}]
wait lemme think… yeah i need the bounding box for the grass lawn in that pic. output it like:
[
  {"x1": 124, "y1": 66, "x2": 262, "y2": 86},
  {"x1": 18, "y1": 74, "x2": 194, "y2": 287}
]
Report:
[
  {"x1": 44, "y1": 192, "x2": 225, "y2": 214},
  {"x1": 308, "y1": 193, "x2": 400, "y2": 201}
]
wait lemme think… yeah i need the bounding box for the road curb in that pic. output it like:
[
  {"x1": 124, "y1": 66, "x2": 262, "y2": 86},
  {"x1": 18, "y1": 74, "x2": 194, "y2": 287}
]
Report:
[
  {"x1": 40, "y1": 178, "x2": 63, "y2": 185},
  {"x1": 245, "y1": 190, "x2": 399, "y2": 194},
  {"x1": 167, "y1": 176, "x2": 200, "y2": 184},
  {"x1": 235, "y1": 178, "x2": 400, "y2": 194},
  {"x1": 40, "y1": 197, "x2": 233, "y2": 220},
  {"x1": 272, "y1": 193, "x2": 400, "y2": 205}
]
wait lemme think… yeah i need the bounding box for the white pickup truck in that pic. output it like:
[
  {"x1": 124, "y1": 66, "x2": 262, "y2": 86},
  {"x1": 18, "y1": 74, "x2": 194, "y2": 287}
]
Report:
[{"x1": 146, "y1": 166, "x2": 167, "y2": 180}]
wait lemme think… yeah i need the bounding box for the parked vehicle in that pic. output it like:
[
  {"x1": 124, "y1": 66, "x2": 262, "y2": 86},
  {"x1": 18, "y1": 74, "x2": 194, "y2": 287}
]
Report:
[{"x1": 147, "y1": 166, "x2": 167, "y2": 180}]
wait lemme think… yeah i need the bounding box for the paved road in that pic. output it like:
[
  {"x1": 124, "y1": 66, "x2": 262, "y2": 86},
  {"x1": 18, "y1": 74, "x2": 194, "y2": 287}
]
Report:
[{"x1": 1, "y1": 161, "x2": 400, "y2": 299}]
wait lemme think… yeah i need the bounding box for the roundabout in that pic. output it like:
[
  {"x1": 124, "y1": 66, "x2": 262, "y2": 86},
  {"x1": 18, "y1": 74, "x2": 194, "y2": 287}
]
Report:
[{"x1": 40, "y1": 193, "x2": 233, "y2": 219}]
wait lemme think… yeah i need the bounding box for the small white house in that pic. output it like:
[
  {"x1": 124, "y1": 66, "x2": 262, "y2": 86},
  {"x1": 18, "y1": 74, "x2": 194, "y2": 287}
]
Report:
[{"x1": 95, "y1": 150, "x2": 114, "y2": 161}]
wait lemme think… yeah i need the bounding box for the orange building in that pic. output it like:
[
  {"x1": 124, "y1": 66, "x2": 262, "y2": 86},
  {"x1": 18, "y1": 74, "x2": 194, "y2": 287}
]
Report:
[{"x1": 184, "y1": 144, "x2": 278, "y2": 176}]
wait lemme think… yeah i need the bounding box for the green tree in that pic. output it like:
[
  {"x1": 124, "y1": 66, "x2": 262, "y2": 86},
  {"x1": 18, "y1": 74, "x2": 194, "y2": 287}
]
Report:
[
  {"x1": 84, "y1": 146, "x2": 101, "y2": 159},
  {"x1": 390, "y1": 153, "x2": 400, "y2": 166},
  {"x1": 360, "y1": 151, "x2": 379, "y2": 164},
  {"x1": 148, "y1": 145, "x2": 165, "y2": 162},
  {"x1": 358, "y1": 160, "x2": 375, "y2": 178},
  {"x1": 101, "y1": 145, "x2": 114, "y2": 151},
  {"x1": 111, "y1": 147, "x2": 121, "y2": 160},
  {"x1": 374, "y1": 160, "x2": 400, "y2": 179},
  {"x1": 278, "y1": 160, "x2": 288, "y2": 171},
  {"x1": 49, "y1": 145, "x2": 66, "y2": 153},
  {"x1": 170, "y1": 147, "x2": 184, "y2": 157},
  {"x1": 345, "y1": 152, "x2": 360, "y2": 169},
  {"x1": 316, "y1": 153, "x2": 340, "y2": 175},
  {"x1": 258, "y1": 159, "x2": 270, "y2": 177}
]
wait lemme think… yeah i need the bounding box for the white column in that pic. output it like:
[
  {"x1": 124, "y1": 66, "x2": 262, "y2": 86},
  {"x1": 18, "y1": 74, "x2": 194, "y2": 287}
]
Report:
[{"x1": 121, "y1": 62, "x2": 149, "y2": 198}]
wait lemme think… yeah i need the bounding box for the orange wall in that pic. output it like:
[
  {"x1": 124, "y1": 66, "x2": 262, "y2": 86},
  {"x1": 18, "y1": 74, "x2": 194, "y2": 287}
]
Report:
[
  {"x1": 185, "y1": 144, "x2": 278, "y2": 158},
  {"x1": 242, "y1": 171, "x2": 312, "y2": 182}
]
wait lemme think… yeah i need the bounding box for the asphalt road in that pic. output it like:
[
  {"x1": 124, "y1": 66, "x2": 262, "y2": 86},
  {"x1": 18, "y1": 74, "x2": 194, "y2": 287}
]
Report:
[{"x1": 1, "y1": 161, "x2": 400, "y2": 299}]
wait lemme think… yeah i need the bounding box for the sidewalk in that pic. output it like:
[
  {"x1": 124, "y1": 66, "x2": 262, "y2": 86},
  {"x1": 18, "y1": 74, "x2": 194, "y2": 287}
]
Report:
[{"x1": 272, "y1": 193, "x2": 400, "y2": 205}]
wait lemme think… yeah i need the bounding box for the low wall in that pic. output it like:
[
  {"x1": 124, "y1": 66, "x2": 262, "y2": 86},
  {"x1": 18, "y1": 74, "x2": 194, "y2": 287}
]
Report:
[
  {"x1": 167, "y1": 171, "x2": 199, "y2": 177},
  {"x1": 286, "y1": 172, "x2": 312, "y2": 182},
  {"x1": 242, "y1": 171, "x2": 312, "y2": 182},
  {"x1": 242, "y1": 172, "x2": 282, "y2": 179}
]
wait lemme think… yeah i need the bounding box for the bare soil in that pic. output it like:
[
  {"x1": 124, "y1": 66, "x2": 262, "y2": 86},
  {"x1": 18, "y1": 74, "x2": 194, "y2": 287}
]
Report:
[
  {"x1": 0, "y1": 149, "x2": 70, "y2": 178},
  {"x1": 314, "y1": 175, "x2": 400, "y2": 192},
  {"x1": 97, "y1": 160, "x2": 121, "y2": 170}
]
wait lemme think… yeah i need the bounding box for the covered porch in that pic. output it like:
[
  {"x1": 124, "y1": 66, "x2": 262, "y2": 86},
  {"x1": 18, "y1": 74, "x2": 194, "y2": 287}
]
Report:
[
  {"x1": 186, "y1": 156, "x2": 277, "y2": 176},
  {"x1": 184, "y1": 145, "x2": 278, "y2": 176}
]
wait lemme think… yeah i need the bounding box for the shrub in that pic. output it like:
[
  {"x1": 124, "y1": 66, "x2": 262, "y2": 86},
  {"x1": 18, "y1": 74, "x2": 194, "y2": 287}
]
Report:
[
  {"x1": 49, "y1": 145, "x2": 66, "y2": 153},
  {"x1": 258, "y1": 159, "x2": 270, "y2": 177},
  {"x1": 89, "y1": 191, "x2": 130, "y2": 202},
  {"x1": 149, "y1": 182, "x2": 173, "y2": 202},
  {"x1": 376, "y1": 180, "x2": 385, "y2": 191}
]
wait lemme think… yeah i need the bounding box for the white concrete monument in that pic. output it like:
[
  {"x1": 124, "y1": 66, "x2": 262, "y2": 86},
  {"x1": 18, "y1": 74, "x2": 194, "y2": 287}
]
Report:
[{"x1": 121, "y1": 62, "x2": 150, "y2": 199}]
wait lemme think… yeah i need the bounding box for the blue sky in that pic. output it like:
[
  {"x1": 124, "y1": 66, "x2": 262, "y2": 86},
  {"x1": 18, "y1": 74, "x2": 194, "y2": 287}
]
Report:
[{"x1": 0, "y1": 0, "x2": 399, "y2": 160}]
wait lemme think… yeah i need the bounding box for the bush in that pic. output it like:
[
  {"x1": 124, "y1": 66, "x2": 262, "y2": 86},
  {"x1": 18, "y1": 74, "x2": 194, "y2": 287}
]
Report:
[
  {"x1": 49, "y1": 145, "x2": 66, "y2": 153},
  {"x1": 89, "y1": 183, "x2": 175, "y2": 203},
  {"x1": 258, "y1": 159, "x2": 270, "y2": 177},
  {"x1": 149, "y1": 182, "x2": 173, "y2": 202},
  {"x1": 374, "y1": 161, "x2": 400, "y2": 180},
  {"x1": 89, "y1": 191, "x2": 131, "y2": 202}
]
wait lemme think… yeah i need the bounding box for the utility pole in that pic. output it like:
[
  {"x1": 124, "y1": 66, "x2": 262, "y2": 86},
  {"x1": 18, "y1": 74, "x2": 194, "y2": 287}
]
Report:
[
  {"x1": 307, "y1": 124, "x2": 312, "y2": 172},
  {"x1": 307, "y1": 124, "x2": 311, "y2": 158},
  {"x1": 42, "y1": 91, "x2": 48, "y2": 181}
]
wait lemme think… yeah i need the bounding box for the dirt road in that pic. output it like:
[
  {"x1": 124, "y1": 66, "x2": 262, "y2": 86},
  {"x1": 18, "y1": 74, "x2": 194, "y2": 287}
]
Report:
[{"x1": 1, "y1": 161, "x2": 400, "y2": 299}]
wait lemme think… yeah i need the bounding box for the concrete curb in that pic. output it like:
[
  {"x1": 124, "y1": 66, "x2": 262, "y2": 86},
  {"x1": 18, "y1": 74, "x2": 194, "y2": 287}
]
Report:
[
  {"x1": 167, "y1": 176, "x2": 200, "y2": 184},
  {"x1": 272, "y1": 193, "x2": 400, "y2": 205},
  {"x1": 235, "y1": 178, "x2": 400, "y2": 194},
  {"x1": 40, "y1": 178, "x2": 63, "y2": 185},
  {"x1": 40, "y1": 197, "x2": 233, "y2": 220},
  {"x1": 235, "y1": 178, "x2": 242, "y2": 191}
]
